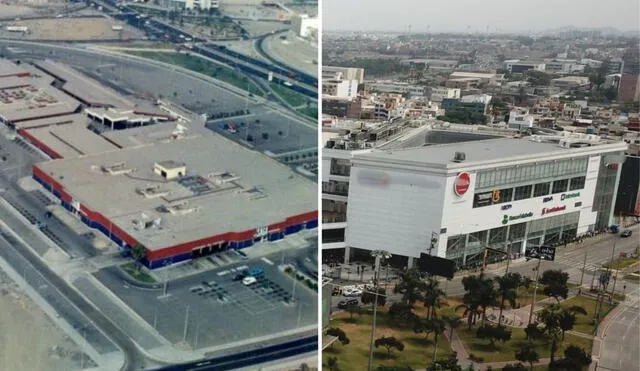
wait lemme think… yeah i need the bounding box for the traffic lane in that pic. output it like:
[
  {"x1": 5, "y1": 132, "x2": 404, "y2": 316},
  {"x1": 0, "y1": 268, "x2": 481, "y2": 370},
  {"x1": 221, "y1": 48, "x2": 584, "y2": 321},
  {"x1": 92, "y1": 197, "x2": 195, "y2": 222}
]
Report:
[
  {"x1": 598, "y1": 301, "x2": 640, "y2": 371},
  {"x1": 0, "y1": 230, "x2": 120, "y2": 356},
  {"x1": 73, "y1": 275, "x2": 164, "y2": 350}
]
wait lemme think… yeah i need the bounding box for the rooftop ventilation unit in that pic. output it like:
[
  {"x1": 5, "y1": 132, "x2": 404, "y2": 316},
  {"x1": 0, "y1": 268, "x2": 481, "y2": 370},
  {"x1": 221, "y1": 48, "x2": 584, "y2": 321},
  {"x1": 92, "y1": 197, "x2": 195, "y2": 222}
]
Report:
[
  {"x1": 238, "y1": 186, "x2": 267, "y2": 200},
  {"x1": 453, "y1": 152, "x2": 466, "y2": 162},
  {"x1": 161, "y1": 201, "x2": 201, "y2": 215},
  {"x1": 208, "y1": 171, "x2": 240, "y2": 185},
  {"x1": 102, "y1": 162, "x2": 133, "y2": 175},
  {"x1": 136, "y1": 185, "x2": 171, "y2": 199}
]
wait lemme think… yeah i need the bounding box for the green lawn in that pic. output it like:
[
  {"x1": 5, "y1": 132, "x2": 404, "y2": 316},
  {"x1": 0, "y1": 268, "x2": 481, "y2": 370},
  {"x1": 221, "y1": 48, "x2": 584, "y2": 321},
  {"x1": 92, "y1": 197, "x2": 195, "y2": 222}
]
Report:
[
  {"x1": 456, "y1": 325, "x2": 593, "y2": 363},
  {"x1": 123, "y1": 51, "x2": 263, "y2": 96},
  {"x1": 120, "y1": 262, "x2": 157, "y2": 283},
  {"x1": 323, "y1": 308, "x2": 453, "y2": 370},
  {"x1": 560, "y1": 295, "x2": 615, "y2": 335},
  {"x1": 603, "y1": 257, "x2": 640, "y2": 269},
  {"x1": 270, "y1": 83, "x2": 311, "y2": 107},
  {"x1": 296, "y1": 105, "x2": 317, "y2": 119}
]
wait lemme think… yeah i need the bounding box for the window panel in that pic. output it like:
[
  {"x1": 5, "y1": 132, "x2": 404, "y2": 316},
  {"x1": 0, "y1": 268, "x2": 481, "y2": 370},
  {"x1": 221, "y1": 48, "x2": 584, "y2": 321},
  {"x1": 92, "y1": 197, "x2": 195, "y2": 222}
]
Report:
[
  {"x1": 533, "y1": 182, "x2": 551, "y2": 197},
  {"x1": 570, "y1": 176, "x2": 586, "y2": 190},
  {"x1": 552, "y1": 179, "x2": 569, "y2": 194},
  {"x1": 514, "y1": 185, "x2": 532, "y2": 201}
]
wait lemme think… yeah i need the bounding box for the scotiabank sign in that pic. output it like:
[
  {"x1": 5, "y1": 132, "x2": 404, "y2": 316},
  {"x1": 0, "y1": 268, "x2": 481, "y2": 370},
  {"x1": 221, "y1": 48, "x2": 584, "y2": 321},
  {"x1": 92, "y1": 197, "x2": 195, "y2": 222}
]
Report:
[
  {"x1": 454, "y1": 172, "x2": 471, "y2": 197},
  {"x1": 542, "y1": 205, "x2": 566, "y2": 215}
]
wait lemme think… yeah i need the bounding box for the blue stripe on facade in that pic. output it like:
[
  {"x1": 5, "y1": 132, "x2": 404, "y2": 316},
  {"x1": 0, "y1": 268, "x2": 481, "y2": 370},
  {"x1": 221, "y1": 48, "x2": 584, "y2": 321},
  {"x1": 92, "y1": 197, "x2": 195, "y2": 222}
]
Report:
[{"x1": 34, "y1": 174, "x2": 318, "y2": 270}]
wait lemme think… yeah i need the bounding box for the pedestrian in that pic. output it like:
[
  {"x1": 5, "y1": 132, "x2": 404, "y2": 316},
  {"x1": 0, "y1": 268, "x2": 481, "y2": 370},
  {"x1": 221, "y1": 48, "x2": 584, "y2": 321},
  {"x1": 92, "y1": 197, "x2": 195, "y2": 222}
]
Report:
[{"x1": 357, "y1": 266, "x2": 360, "y2": 275}]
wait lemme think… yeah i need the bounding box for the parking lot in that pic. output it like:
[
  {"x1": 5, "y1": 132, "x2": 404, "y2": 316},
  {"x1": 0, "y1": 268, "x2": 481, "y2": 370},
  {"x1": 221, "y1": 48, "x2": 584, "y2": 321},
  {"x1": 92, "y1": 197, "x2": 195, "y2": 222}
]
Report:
[
  {"x1": 94, "y1": 248, "x2": 318, "y2": 350},
  {"x1": 207, "y1": 109, "x2": 317, "y2": 155}
]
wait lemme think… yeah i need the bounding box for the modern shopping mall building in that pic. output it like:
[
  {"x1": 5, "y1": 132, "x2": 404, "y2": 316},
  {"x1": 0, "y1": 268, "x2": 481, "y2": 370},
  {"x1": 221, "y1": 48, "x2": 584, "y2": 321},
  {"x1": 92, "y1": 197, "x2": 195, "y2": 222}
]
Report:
[{"x1": 328, "y1": 133, "x2": 627, "y2": 268}]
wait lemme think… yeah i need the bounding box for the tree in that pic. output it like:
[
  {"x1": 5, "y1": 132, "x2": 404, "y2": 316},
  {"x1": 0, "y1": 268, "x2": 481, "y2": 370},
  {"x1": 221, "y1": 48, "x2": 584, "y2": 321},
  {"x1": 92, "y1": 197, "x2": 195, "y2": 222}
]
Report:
[
  {"x1": 131, "y1": 244, "x2": 146, "y2": 271},
  {"x1": 374, "y1": 336, "x2": 404, "y2": 357},
  {"x1": 345, "y1": 302, "x2": 360, "y2": 321},
  {"x1": 537, "y1": 304, "x2": 565, "y2": 362},
  {"x1": 326, "y1": 357, "x2": 340, "y2": 371},
  {"x1": 388, "y1": 302, "x2": 417, "y2": 328},
  {"x1": 423, "y1": 277, "x2": 445, "y2": 319},
  {"x1": 476, "y1": 324, "x2": 512, "y2": 347},
  {"x1": 376, "y1": 367, "x2": 414, "y2": 371},
  {"x1": 495, "y1": 272, "x2": 522, "y2": 326},
  {"x1": 558, "y1": 306, "x2": 587, "y2": 340},
  {"x1": 460, "y1": 273, "x2": 496, "y2": 326},
  {"x1": 526, "y1": 70, "x2": 552, "y2": 86},
  {"x1": 539, "y1": 270, "x2": 570, "y2": 302},
  {"x1": 427, "y1": 353, "x2": 463, "y2": 371},
  {"x1": 549, "y1": 345, "x2": 592, "y2": 371},
  {"x1": 393, "y1": 268, "x2": 425, "y2": 306},
  {"x1": 442, "y1": 314, "x2": 463, "y2": 340},
  {"x1": 516, "y1": 343, "x2": 540, "y2": 371},
  {"x1": 361, "y1": 286, "x2": 387, "y2": 307},
  {"x1": 524, "y1": 323, "x2": 544, "y2": 342},
  {"x1": 326, "y1": 327, "x2": 350, "y2": 346},
  {"x1": 414, "y1": 316, "x2": 445, "y2": 341}
]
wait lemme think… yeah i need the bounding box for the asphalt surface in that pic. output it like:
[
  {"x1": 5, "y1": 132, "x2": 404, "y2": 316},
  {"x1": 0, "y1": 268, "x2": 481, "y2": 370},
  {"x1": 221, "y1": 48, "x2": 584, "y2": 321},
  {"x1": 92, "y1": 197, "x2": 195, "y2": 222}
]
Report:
[
  {"x1": 597, "y1": 285, "x2": 640, "y2": 371},
  {"x1": 95, "y1": 245, "x2": 318, "y2": 350}
]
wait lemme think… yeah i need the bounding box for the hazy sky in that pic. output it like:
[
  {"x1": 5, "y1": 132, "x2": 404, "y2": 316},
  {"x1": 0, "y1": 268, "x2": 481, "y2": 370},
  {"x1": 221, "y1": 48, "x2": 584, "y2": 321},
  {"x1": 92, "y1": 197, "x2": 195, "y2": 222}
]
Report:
[{"x1": 323, "y1": 0, "x2": 640, "y2": 33}]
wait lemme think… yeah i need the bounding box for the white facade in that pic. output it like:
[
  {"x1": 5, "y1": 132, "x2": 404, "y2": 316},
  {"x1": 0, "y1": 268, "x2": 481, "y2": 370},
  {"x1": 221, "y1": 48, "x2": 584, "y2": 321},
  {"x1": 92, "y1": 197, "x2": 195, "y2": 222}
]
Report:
[
  {"x1": 368, "y1": 82, "x2": 427, "y2": 97},
  {"x1": 429, "y1": 87, "x2": 461, "y2": 102},
  {"x1": 323, "y1": 79, "x2": 359, "y2": 99},
  {"x1": 292, "y1": 14, "x2": 318, "y2": 38},
  {"x1": 508, "y1": 108, "x2": 534, "y2": 131},
  {"x1": 182, "y1": 0, "x2": 212, "y2": 10},
  {"x1": 344, "y1": 138, "x2": 627, "y2": 266}
]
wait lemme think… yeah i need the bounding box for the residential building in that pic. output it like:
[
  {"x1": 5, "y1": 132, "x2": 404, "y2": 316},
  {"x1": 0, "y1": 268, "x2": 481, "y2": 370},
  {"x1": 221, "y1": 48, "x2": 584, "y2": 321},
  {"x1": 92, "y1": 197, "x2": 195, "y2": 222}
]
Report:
[
  {"x1": 607, "y1": 58, "x2": 625, "y2": 75},
  {"x1": 503, "y1": 60, "x2": 546, "y2": 73},
  {"x1": 551, "y1": 76, "x2": 590, "y2": 89},
  {"x1": 429, "y1": 87, "x2": 461, "y2": 102},
  {"x1": 291, "y1": 14, "x2": 318, "y2": 38},
  {"x1": 442, "y1": 94, "x2": 492, "y2": 115},
  {"x1": 367, "y1": 81, "x2": 427, "y2": 97},
  {"x1": 508, "y1": 107, "x2": 534, "y2": 131},
  {"x1": 322, "y1": 78, "x2": 358, "y2": 99},
  {"x1": 322, "y1": 66, "x2": 365, "y2": 84}
]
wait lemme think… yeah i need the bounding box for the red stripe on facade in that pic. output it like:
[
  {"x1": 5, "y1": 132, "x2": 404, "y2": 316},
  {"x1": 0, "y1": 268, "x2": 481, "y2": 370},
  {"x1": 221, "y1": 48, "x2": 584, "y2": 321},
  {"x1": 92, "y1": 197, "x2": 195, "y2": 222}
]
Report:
[
  {"x1": 33, "y1": 165, "x2": 318, "y2": 262},
  {"x1": 20, "y1": 129, "x2": 63, "y2": 159}
]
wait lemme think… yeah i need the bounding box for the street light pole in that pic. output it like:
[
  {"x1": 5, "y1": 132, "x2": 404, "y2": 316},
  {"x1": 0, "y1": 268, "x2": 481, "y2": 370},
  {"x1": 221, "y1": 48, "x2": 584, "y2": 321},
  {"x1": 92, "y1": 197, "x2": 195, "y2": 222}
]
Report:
[
  {"x1": 368, "y1": 250, "x2": 390, "y2": 371},
  {"x1": 579, "y1": 250, "x2": 588, "y2": 294},
  {"x1": 528, "y1": 258, "x2": 542, "y2": 326}
]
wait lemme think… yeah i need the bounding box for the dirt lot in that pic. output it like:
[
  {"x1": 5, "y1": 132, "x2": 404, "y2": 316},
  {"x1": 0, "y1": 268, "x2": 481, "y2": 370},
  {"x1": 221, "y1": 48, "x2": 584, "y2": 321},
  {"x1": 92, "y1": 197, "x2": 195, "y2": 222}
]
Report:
[
  {"x1": 0, "y1": 1, "x2": 77, "y2": 19},
  {"x1": 0, "y1": 268, "x2": 93, "y2": 370},
  {"x1": 238, "y1": 19, "x2": 288, "y2": 37},
  {"x1": 0, "y1": 17, "x2": 144, "y2": 41}
]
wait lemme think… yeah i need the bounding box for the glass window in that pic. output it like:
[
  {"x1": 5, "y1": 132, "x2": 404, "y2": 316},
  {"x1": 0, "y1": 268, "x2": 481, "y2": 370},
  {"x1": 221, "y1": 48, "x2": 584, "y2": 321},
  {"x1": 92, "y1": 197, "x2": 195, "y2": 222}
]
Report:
[
  {"x1": 533, "y1": 182, "x2": 550, "y2": 197},
  {"x1": 570, "y1": 176, "x2": 585, "y2": 190},
  {"x1": 509, "y1": 222, "x2": 527, "y2": 240},
  {"x1": 552, "y1": 179, "x2": 569, "y2": 194},
  {"x1": 467, "y1": 230, "x2": 488, "y2": 247},
  {"x1": 514, "y1": 185, "x2": 532, "y2": 201},
  {"x1": 488, "y1": 226, "x2": 508, "y2": 245}
]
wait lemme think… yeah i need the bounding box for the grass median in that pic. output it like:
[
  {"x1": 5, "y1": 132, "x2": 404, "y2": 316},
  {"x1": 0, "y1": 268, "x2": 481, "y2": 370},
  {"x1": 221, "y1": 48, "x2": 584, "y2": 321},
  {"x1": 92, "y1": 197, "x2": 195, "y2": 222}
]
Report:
[
  {"x1": 560, "y1": 295, "x2": 615, "y2": 335},
  {"x1": 123, "y1": 51, "x2": 264, "y2": 96},
  {"x1": 120, "y1": 262, "x2": 157, "y2": 283}
]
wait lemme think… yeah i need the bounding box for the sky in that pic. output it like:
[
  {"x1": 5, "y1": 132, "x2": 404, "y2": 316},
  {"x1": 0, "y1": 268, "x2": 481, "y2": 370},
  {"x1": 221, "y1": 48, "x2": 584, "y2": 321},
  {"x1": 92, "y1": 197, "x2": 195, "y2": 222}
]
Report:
[{"x1": 323, "y1": 0, "x2": 640, "y2": 34}]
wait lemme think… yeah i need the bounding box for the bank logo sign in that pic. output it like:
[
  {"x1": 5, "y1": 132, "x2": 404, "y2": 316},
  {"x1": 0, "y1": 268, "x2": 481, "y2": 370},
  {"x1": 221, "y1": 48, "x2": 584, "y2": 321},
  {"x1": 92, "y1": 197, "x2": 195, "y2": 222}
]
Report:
[
  {"x1": 561, "y1": 192, "x2": 580, "y2": 201},
  {"x1": 542, "y1": 205, "x2": 566, "y2": 215},
  {"x1": 502, "y1": 212, "x2": 534, "y2": 225}
]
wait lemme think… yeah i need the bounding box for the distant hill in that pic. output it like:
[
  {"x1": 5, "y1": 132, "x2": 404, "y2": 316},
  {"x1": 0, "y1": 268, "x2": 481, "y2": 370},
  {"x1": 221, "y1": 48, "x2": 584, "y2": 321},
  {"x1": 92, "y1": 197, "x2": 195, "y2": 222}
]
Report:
[{"x1": 538, "y1": 26, "x2": 639, "y2": 37}]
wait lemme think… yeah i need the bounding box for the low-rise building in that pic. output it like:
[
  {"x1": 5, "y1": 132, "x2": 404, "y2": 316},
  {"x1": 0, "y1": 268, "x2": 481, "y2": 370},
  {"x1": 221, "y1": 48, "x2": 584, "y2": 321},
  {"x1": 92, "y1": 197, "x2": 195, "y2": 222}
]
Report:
[
  {"x1": 551, "y1": 76, "x2": 590, "y2": 89},
  {"x1": 508, "y1": 107, "x2": 534, "y2": 131},
  {"x1": 429, "y1": 86, "x2": 461, "y2": 102}
]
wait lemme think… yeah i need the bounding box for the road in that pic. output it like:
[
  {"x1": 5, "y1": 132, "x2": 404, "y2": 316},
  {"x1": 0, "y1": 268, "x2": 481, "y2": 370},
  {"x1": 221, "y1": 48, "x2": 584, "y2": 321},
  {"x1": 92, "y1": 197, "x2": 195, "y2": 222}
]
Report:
[{"x1": 596, "y1": 285, "x2": 640, "y2": 371}]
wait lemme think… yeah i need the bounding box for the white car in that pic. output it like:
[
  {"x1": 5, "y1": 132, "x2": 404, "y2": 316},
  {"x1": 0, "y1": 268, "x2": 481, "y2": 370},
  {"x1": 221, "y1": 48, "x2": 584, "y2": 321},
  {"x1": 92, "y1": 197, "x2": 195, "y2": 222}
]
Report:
[{"x1": 242, "y1": 276, "x2": 257, "y2": 286}]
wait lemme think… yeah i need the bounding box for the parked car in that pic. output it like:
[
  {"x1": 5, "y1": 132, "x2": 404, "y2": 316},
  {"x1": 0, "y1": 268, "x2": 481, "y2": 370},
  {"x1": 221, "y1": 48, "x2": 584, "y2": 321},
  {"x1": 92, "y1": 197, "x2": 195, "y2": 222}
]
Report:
[
  {"x1": 343, "y1": 288, "x2": 363, "y2": 297},
  {"x1": 242, "y1": 276, "x2": 257, "y2": 286},
  {"x1": 621, "y1": 229, "x2": 633, "y2": 238},
  {"x1": 233, "y1": 272, "x2": 247, "y2": 281},
  {"x1": 247, "y1": 268, "x2": 264, "y2": 277},
  {"x1": 337, "y1": 298, "x2": 358, "y2": 309},
  {"x1": 331, "y1": 287, "x2": 341, "y2": 296}
]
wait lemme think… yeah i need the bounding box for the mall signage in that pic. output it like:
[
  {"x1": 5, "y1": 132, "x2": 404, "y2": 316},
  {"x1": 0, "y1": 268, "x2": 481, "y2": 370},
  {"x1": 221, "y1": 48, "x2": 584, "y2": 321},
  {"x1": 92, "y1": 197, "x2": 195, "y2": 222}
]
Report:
[
  {"x1": 525, "y1": 245, "x2": 556, "y2": 261},
  {"x1": 502, "y1": 212, "x2": 534, "y2": 225},
  {"x1": 543, "y1": 196, "x2": 553, "y2": 203},
  {"x1": 561, "y1": 192, "x2": 580, "y2": 201},
  {"x1": 542, "y1": 205, "x2": 566, "y2": 215},
  {"x1": 501, "y1": 204, "x2": 512, "y2": 210},
  {"x1": 454, "y1": 172, "x2": 471, "y2": 197}
]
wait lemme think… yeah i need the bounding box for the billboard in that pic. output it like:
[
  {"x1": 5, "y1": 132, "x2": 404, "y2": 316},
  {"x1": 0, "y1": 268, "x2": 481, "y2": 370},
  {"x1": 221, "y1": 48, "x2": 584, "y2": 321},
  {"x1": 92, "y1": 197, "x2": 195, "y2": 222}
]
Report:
[
  {"x1": 418, "y1": 254, "x2": 455, "y2": 279},
  {"x1": 525, "y1": 245, "x2": 556, "y2": 261}
]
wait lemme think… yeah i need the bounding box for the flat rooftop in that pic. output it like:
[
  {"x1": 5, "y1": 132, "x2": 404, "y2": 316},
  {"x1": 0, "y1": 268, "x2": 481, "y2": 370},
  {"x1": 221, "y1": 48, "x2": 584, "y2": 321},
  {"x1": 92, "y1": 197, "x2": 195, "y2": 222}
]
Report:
[
  {"x1": 0, "y1": 59, "x2": 30, "y2": 77},
  {"x1": 36, "y1": 132, "x2": 317, "y2": 250},
  {"x1": 13, "y1": 113, "x2": 87, "y2": 130},
  {"x1": 33, "y1": 60, "x2": 134, "y2": 108},
  {"x1": 356, "y1": 137, "x2": 628, "y2": 169},
  {"x1": 100, "y1": 120, "x2": 208, "y2": 148},
  {"x1": 26, "y1": 121, "x2": 119, "y2": 158}
]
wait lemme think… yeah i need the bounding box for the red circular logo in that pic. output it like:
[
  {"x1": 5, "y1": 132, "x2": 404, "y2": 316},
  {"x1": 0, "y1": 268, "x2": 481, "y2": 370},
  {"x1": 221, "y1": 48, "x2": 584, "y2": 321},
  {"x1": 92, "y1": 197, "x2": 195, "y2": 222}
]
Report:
[{"x1": 454, "y1": 172, "x2": 471, "y2": 196}]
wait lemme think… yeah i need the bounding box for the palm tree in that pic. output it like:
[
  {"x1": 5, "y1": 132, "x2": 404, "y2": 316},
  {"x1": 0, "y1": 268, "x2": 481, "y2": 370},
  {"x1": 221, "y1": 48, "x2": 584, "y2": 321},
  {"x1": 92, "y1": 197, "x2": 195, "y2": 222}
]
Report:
[
  {"x1": 460, "y1": 273, "x2": 496, "y2": 326},
  {"x1": 537, "y1": 304, "x2": 565, "y2": 362},
  {"x1": 394, "y1": 268, "x2": 426, "y2": 307},
  {"x1": 495, "y1": 272, "x2": 522, "y2": 326},
  {"x1": 131, "y1": 243, "x2": 146, "y2": 272},
  {"x1": 455, "y1": 302, "x2": 482, "y2": 329},
  {"x1": 423, "y1": 277, "x2": 445, "y2": 319},
  {"x1": 428, "y1": 317, "x2": 446, "y2": 362},
  {"x1": 442, "y1": 314, "x2": 463, "y2": 340}
]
